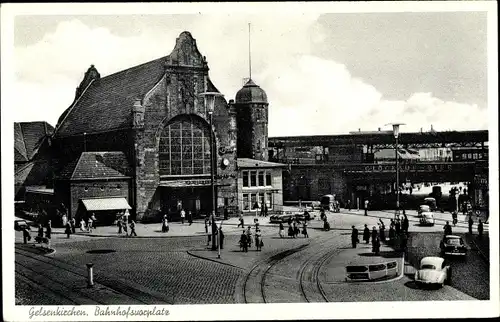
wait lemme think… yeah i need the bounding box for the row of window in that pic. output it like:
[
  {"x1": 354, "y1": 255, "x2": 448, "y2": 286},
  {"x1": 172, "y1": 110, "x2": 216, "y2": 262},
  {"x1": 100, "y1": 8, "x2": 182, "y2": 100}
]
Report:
[
  {"x1": 242, "y1": 192, "x2": 273, "y2": 211},
  {"x1": 457, "y1": 152, "x2": 487, "y2": 160},
  {"x1": 83, "y1": 184, "x2": 122, "y2": 192},
  {"x1": 242, "y1": 170, "x2": 272, "y2": 187}
]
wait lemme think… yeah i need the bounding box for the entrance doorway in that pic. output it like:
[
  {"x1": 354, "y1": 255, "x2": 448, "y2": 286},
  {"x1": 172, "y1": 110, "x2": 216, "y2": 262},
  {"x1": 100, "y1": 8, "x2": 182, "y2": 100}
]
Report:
[{"x1": 160, "y1": 186, "x2": 212, "y2": 220}]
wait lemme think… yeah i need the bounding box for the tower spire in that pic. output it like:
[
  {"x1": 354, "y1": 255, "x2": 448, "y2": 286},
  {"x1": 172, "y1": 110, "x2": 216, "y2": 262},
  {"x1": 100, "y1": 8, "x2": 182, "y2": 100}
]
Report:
[{"x1": 248, "y1": 22, "x2": 252, "y2": 80}]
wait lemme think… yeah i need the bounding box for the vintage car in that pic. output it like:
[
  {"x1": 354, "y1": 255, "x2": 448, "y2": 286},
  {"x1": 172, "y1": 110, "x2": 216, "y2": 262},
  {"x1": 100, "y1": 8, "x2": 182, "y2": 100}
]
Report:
[
  {"x1": 424, "y1": 197, "x2": 438, "y2": 212},
  {"x1": 414, "y1": 256, "x2": 451, "y2": 288},
  {"x1": 417, "y1": 205, "x2": 431, "y2": 217},
  {"x1": 440, "y1": 235, "x2": 467, "y2": 258},
  {"x1": 419, "y1": 212, "x2": 435, "y2": 226},
  {"x1": 14, "y1": 219, "x2": 29, "y2": 231}
]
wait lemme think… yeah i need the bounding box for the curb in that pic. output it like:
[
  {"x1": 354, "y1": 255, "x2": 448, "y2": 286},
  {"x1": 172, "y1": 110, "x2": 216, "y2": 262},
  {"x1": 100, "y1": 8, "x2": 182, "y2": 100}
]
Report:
[{"x1": 186, "y1": 250, "x2": 244, "y2": 270}]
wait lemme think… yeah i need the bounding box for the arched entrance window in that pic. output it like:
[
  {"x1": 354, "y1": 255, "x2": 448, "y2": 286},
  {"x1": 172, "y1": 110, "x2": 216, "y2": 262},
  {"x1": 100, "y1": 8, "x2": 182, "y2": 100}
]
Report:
[{"x1": 159, "y1": 116, "x2": 212, "y2": 176}]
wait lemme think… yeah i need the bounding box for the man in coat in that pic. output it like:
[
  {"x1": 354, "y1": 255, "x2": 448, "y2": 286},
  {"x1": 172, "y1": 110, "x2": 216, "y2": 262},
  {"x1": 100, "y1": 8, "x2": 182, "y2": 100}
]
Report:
[
  {"x1": 351, "y1": 226, "x2": 359, "y2": 248},
  {"x1": 363, "y1": 224, "x2": 370, "y2": 244},
  {"x1": 468, "y1": 216, "x2": 474, "y2": 235},
  {"x1": 443, "y1": 221, "x2": 452, "y2": 236},
  {"x1": 477, "y1": 220, "x2": 484, "y2": 239},
  {"x1": 219, "y1": 227, "x2": 225, "y2": 249}
]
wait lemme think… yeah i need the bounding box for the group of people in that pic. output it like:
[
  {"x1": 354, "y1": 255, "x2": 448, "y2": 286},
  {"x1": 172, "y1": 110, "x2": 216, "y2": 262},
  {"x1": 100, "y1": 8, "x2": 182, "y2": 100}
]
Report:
[
  {"x1": 467, "y1": 216, "x2": 484, "y2": 238},
  {"x1": 21, "y1": 220, "x2": 53, "y2": 244},
  {"x1": 116, "y1": 214, "x2": 137, "y2": 237},
  {"x1": 240, "y1": 225, "x2": 263, "y2": 252},
  {"x1": 351, "y1": 214, "x2": 410, "y2": 255},
  {"x1": 79, "y1": 213, "x2": 97, "y2": 233},
  {"x1": 278, "y1": 217, "x2": 308, "y2": 238}
]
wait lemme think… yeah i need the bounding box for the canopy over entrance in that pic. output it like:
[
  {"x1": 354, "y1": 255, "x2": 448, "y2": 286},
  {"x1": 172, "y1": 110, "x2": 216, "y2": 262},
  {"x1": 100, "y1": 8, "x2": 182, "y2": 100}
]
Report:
[{"x1": 81, "y1": 197, "x2": 131, "y2": 211}]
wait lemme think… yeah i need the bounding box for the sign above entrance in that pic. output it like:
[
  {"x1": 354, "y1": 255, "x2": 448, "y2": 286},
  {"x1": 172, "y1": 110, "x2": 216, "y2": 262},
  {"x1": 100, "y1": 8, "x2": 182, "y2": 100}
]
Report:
[{"x1": 160, "y1": 179, "x2": 220, "y2": 188}]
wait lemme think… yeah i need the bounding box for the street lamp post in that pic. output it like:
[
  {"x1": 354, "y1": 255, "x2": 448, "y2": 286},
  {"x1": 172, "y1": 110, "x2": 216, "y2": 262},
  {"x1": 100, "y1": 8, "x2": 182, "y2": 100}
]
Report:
[
  {"x1": 200, "y1": 91, "x2": 224, "y2": 251},
  {"x1": 387, "y1": 123, "x2": 405, "y2": 218}
]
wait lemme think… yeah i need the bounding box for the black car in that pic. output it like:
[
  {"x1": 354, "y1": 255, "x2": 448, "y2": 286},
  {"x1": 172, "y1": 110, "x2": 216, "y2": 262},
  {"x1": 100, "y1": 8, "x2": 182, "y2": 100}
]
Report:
[
  {"x1": 440, "y1": 235, "x2": 467, "y2": 258},
  {"x1": 14, "y1": 220, "x2": 29, "y2": 231}
]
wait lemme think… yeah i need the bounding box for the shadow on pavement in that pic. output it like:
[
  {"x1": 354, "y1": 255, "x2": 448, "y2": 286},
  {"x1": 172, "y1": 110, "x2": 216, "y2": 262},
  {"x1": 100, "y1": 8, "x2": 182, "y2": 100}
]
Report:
[{"x1": 404, "y1": 281, "x2": 420, "y2": 290}]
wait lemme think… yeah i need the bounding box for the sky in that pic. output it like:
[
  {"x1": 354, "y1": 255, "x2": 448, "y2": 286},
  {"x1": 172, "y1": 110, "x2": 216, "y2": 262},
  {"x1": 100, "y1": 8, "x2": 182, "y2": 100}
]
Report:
[{"x1": 6, "y1": 6, "x2": 493, "y2": 137}]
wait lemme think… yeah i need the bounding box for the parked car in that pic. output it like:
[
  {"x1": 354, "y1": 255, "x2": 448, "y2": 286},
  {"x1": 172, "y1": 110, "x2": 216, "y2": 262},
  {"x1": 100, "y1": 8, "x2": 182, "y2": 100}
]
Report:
[
  {"x1": 440, "y1": 235, "x2": 467, "y2": 258},
  {"x1": 14, "y1": 220, "x2": 29, "y2": 231},
  {"x1": 414, "y1": 256, "x2": 451, "y2": 288},
  {"x1": 419, "y1": 212, "x2": 435, "y2": 226},
  {"x1": 417, "y1": 205, "x2": 431, "y2": 217},
  {"x1": 269, "y1": 212, "x2": 314, "y2": 223},
  {"x1": 424, "y1": 197, "x2": 438, "y2": 211}
]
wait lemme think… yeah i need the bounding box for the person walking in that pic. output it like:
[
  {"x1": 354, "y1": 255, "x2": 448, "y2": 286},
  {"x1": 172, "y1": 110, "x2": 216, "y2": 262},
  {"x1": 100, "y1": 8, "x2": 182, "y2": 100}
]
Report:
[
  {"x1": 371, "y1": 226, "x2": 378, "y2": 244},
  {"x1": 223, "y1": 207, "x2": 229, "y2": 220},
  {"x1": 87, "y1": 217, "x2": 93, "y2": 233},
  {"x1": 90, "y1": 213, "x2": 97, "y2": 229},
  {"x1": 22, "y1": 226, "x2": 32, "y2": 244},
  {"x1": 363, "y1": 224, "x2": 370, "y2": 244},
  {"x1": 288, "y1": 222, "x2": 294, "y2": 238},
  {"x1": 443, "y1": 221, "x2": 452, "y2": 236},
  {"x1": 65, "y1": 221, "x2": 72, "y2": 238},
  {"x1": 379, "y1": 219, "x2": 386, "y2": 242},
  {"x1": 246, "y1": 226, "x2": 252, "y2": 248},
  {"x1": 294, "y1": 221, "x2": 300, "y2": 238},
  {"x1": 37, "y1": 223, "x2": 44, "y2": 243},
  {"x1": 477, "y1": 220, "x2": 484, "y2": 239},
  {"x1": 302, "y1": 221, "x2": 309, "y2": 238},
  {"x1": 351, "y1": 225, "x2": 359, "y2": 248},
  {"x1": 263, "y1": 204, "x2": 268, "y2": 217},
  {"x1": 402, "y1": 214, "x2": 409, "y2": 234},
  {"x1": 347, "y1": 199, "x2": 351, "y2": 211},
  {"x1": 117, "y1": 216, "x2": 123, "y2": 234},
  {"x1": 395, "y1": 218, "x2": 401, "y2": 236},
  {"x1": 217, "y1": 227, "x2": 223, "y2": 249},
  {"x1": 279, "y1": 222, "x2": 284, "y2": 238},
  {"x1": 45, "y1": 220, "x2": 52, "y2": 240},
  {"x1": 255, "y1": 229, "x2": 262, "y2": 251},
  {"x1": 372, "y1": 236, "x2": 381, "y2": 255},
  {"x1": 180, "y1": 209, "x2": 186, "y2": 224},
  {"x1": 364, "y1": 199, "x2": 369, "y2": 216},
  {"x1": 129, "y1": 220, "x2": 137, "y2": 237},
  {"x1": 162, "y1": 216, "x2": 169, "y2": 233},
  {"x1": 237, "y1": 213, "x2": 244, "y2": 228},
  {"x1": 122, "y1": 220, "x2": 128, "y2": 236},
  {"x1": 188, "y1": 211, "x2": 193, "y2": 225},
  {"x1": 70, "y1": 218, "x2": 76, "y2": 234},
  {"x1": 80, "y1": 218, "x2": 86, "y2": 231},
  {"x1": 388, "y1": 225, "x2": 395, "y2": 245},
  {"x1": 240, "y1": 231, "x2": 248, "y2": 252},
  {"x1": 468, "y1": 215, "x2": 474, "y2": 235}
]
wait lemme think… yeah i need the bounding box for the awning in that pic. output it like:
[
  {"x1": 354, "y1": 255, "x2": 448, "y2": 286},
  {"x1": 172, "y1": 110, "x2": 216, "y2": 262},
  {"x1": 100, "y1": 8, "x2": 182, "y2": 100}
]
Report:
[{"x1": 81, "y1": 198, "x2": 131, "y2": 211}]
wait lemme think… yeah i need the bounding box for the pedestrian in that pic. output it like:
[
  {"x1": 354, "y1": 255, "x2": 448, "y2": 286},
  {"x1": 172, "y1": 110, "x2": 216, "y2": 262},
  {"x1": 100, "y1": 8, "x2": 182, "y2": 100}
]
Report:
[
  {"x1": 62, "y1": 213, "x2": 68, "y2": 227},
  {"x1": 122, "y1": 220, "x2": 128, "y2": 236},
  {"x1": 388, "y1": 225, "x2": 395, "y2": 244},
  {"x1": 302, "y1": 221, "x2": 309, "y2": 238},
  {"x1": 237, "y1": 213, "x2": 244, "y2": 228},
  {"x1": 70, "y1": 218, "x2": 76, "y2": 234},
  {"x1": 372, "y1": 236, "x2": 380, "y2": 255},
  {"x1": 255, "y1": 229, "x2": 262, "y2": 251},
  {"x1": 477, "y1": 220, "x2": 483, "y2": 239},
  {"x1": 351, "y1": 225, "x2": 359, "y2": 248},
  {"x1": 205, "y1": 216, "x2": 210, "y2": 233},
  {"x1": 63, "y1": 221, "x2": 71, "y2": 238},
  {"x1": 294, "y1": 221, "x2": 300, "y2": 238},
  {"x1": 363, "y1": 224, "x2": 370, "y2": 244},
  {"x1": 279, "y1": 222, "x2": 284, "y2": 238},
  {"x1": 260, "y1": 204, "x2": 265, "y2": 217},
  {"x1": 395, "y1": 219, "x2": 401, "y2": 236},
  {"x1": 223, "y1": 207, "x2": 229, "y2": 220},
  {"x1": 87, "y1": 217, "x2": 93, "y2": 233},
  {"x1": 443, "y1": 221, "x2": 452, "y2": 236},
  {"x1": 240, "y1": 231, "x2": 248, "y2": 252},
  {"x1": 379, "y1": 219, "x2": 386, "y2": 242},
  {"x1": 117, "y1": 216, "x2": 123, "y2": 234},
  {"x1": 45, "y1": 220, "x2": 52, "y2": 239},
  {"x1": 402, "y1": 214, "x2": 409, "y2": 234},
  {"x1": 162, "y1": 216, "x2": 169, "y2": 233},
  {"x1": 188, "y1": 211, "x2": 193, "y2": 225},
  {"x1": 219, "y1": 227, "x2": 225, "y2": 249},
  {"x1": 90, "y1": 213, "x2": 97, "y2": 229},
  {"x1": 468, "y1": 216, "x2": 474, "y2": 235},
  {"x1": 364, "y1": 199, "x2": 369, "y2": 216},
  {"x1": 22, "y1": 226, "x2": 32, "y2": 244},
  {"x1": 80, "y1": 219, "x2": 86, "y2": 231},
  {"x1": 263, "y1": 204, "x2": 268, "y2": 217},
  {"x1": 246, "y1": 226, "x2": 252, "y2": 247},
  {"x1": 323, "y1": 217, "x2": 330, "y2": 231},
  {"x1": 371, "y1": 226, "x2": 378, "y2": 244},
  {"x1": 180, "y1": 209, "x2": 186, "y2": 224},
  {"x1": 129, "y1": 220, "x2": 137, "y2": 237},
  {"x1": 288, "y1": 222, "x2": 294, "y2": 237},
  {"x1": 347, "y1": 199, "x2": 351, "y2": 211},
  {"x1": 320, "y1": 209, "x2": 325, "y2": 221}
]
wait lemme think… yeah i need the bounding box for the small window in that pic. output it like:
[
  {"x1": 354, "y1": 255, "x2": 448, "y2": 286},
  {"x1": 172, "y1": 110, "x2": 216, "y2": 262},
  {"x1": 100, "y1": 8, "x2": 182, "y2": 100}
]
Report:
[
  {"x1": 100, "y1": 186, "x2": 105, "y2": 191},
  {"x1": 84, "y1": 187, "x2": 89, "y2": 191},
  {"x1": 116, "y1": 184, "x2": 121, "y2": 190},
  {"x1": 250, "y1": 171, "x2": 257, "y2": 187},
  {"x1": 242, "y1": 171, "x2": 249, "y2": 187},
  {"x1": 266, "y1": 172, "x2": 272, "y2": 186},
  {"x1": 258, "y1": 171, "x2": 264, "y2": 186}
]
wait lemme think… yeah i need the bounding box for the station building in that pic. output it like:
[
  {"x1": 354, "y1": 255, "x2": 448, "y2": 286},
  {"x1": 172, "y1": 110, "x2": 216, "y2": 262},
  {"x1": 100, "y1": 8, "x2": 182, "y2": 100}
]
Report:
[{"x1": 45, "y1": 31, "x2": 284, "y2": 223}]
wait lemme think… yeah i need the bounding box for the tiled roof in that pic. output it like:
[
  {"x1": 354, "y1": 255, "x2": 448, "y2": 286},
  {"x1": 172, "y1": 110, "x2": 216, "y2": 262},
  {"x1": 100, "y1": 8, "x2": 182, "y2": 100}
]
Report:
[
  {"x1": 62, "y1": 151, "x2": 132, "y2": 180},
  {"x1": 55, "y1": 56, "x2": 167, "y2": 137},
  {"x1": 237, "y1": 158, "x2": 286, "y2": 169},
  {"x1": 14, "y1": 122, "x2": 54, "y2": 161},
  {"x1": 15, "y1": 161, "x2": 52, "y2": 188}
]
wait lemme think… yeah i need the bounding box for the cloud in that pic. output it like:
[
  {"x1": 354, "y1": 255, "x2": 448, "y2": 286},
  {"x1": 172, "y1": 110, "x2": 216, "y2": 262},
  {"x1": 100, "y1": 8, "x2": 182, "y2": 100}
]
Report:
[{"x1": 12, "y1": 16, "x2": 488, "y2": 136}]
